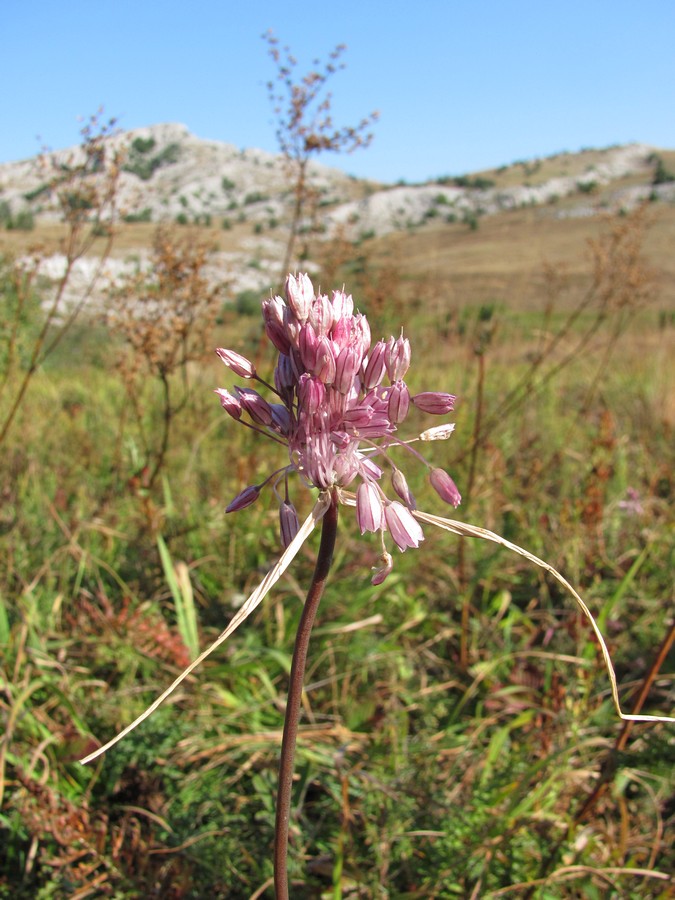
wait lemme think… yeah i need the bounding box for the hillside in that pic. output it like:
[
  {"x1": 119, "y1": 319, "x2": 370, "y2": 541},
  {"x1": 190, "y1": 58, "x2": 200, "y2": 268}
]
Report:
[{"x1": 1, "y1": 123, "x2": 674, "y2": 307}]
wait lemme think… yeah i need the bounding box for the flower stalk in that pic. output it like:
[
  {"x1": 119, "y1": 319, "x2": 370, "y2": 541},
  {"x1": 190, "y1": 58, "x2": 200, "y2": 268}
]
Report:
[{"x1": 274, "y1": 489, "x2": 339, "y2": 899}]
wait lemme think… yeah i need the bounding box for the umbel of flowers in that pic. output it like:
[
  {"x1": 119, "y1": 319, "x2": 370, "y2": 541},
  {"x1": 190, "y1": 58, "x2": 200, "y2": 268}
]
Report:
[{"x1": 216, "y1": 272, "x2": 461, "y2": 583}]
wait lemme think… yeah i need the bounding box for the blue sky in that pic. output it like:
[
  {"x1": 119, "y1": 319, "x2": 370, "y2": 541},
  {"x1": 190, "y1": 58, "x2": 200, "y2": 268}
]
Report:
[{"x1": 3, "y1": 0, "x2": 675, "y2": 183}]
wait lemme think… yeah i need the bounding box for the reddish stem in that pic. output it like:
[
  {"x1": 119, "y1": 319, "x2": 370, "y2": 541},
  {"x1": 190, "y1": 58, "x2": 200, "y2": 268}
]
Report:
[{"x1": 274, "y1": 490, "x2": 339, "y2": 899}]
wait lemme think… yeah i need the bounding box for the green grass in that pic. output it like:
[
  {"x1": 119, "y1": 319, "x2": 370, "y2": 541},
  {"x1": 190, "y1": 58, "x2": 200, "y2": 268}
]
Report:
[{"x1": 0, "y1": 217, "x2": 673, "y2": 899}]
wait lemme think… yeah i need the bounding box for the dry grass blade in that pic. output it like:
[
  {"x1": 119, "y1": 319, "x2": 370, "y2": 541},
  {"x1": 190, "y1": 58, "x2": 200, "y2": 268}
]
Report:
[
  {"x1": 79, "y1": 492, "x2": 331, "y2": 764},
  {"x1": 411, "y1": 508, "x2": 675, "y2": 725}
]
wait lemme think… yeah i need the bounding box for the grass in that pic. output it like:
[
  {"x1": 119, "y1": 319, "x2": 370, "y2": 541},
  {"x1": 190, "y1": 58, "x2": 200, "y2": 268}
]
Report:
[{"x1": 0, "y1": 203, "x2": 673, "y2": 898}]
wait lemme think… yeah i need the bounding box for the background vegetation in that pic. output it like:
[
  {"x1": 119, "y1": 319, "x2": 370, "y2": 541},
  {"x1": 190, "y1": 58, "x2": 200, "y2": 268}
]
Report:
[{"x1": 0, "y1": 116, "x2": 673, "y2": 899}]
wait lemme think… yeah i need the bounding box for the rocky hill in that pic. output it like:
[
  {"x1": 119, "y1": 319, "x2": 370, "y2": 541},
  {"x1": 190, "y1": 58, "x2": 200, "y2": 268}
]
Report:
[
  {"x1": 2, "y1": 123, "x2": 674, "y2": 236},
  {"x1": 1, "y1": 123, "x2": 674, "y2": 304},
  {"x1": 0, "y1": 122, "x2": 368, "y2": 228}
]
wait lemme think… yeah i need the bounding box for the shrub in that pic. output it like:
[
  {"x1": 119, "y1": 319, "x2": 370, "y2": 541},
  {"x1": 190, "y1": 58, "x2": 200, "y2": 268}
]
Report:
[
  {"x1": 652, "y1": 155, "x2": 675, "y2": 185},
  {"x1": 6, "y1": 209, "x2": 35, "y2": 231},
  {"x1": 221, "y1": 176, "x2": 236, "y2": 192},
  {"x1": 123, "y1": 141, "x2": 181, "y2": 180},
  {"x1": 244, "y1": 191, "x2": 268, "y2": 205},
  {"x1": 23, "y1": 182, "x2": 51, "y2": 202},
  {"x1": 463, "y1": 210, "x2": 479, "y2": 231},
  {"x1": 124, "y1": 207, "x2": 153, "y2": 223},
  {"x1": 235, "y1": 289, "x2": 262, "y2": 315},
  {"x1": 131, "y1": 136, "x2": 156, "y2": 154},
  {"x1": 453, "y1": 175, "x2": 495, "y2": 190}
]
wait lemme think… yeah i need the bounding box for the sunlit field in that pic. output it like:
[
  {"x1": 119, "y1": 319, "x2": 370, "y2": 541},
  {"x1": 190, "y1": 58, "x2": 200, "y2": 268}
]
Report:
[{"x1": 1, "y1": 187, "x2": 673, "y2": 899}]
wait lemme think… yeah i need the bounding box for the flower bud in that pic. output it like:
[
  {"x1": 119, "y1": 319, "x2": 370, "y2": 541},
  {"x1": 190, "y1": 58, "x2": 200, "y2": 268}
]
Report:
[
  {"x1": 412, "y1": 392, "x2": 456, "y2": 415},
  {"x1": 363, "y1": 341, "x2": 387, "y2": 389},
  {"x1": 429, "y1": 467, "x2": 462, "y2": 507},
  {"x1": 352, "y1": 314, "x2": 371, "y2": 363},
  {"x1": 386, "y1": 381, "x2": 410, "y2": 424},
  {"x1": 313, "y1": 337, "x2": 337, "y2": 384},
  {"x1": 297, "y1": 374, "x2": 326, "y2": 416},
  {"x1": 226, "y1": 484, "x2": 260, "y2": 513},
  {"x1": 279, "y1": 500, "x2": 300, "y2": 548},
  {"x1": 214, "y1": 388, "x2": 242, "y2": 420},
  {"x1": 298, "y1": 323, "x2": 319, "y2": 371},
  {"x1": 215, "y1": 348, "x2": 256, "y2": 379},
  {"x1": 274, "y1": 354, "x2": 295, "y2": 394},
  {"x1": 331, "y1": 289, "x2": 354, "y2": 320},
  {"x1": 270, "y1": 403, "x2": 292, "y2": 435},
  {"x1": 384, "y1": 334, "x2": 411, "y2": 382},
  {"x1": 235, "y1": 387, "x2": 274, "y2": 426},
  {"x1": 309, "y1": 293, "x2": 334, "y2": 336},
  {"x1": 334, "y1": 346, "x2": 361, "y2": 394},
  {"x1": 262, "y1": 297, "x2": 291, "y2": 354},
  {"x1": 391, "y1": 468, "x2": 416, "y2": 509},
  {"x1": 285, "y1": 272, "x2": 314, "y2": 323}
]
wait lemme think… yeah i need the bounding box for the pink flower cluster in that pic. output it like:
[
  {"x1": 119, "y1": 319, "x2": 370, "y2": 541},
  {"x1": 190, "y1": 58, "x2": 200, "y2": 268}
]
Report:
[{"x1": 216, "y1": 273, "x2": 460, "y2": 582}]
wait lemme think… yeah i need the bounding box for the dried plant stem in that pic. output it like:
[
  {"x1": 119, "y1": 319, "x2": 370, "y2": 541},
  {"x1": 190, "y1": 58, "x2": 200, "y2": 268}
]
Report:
[{"x1": 274, "y1": 489, "x2": 339, "y2": 899}]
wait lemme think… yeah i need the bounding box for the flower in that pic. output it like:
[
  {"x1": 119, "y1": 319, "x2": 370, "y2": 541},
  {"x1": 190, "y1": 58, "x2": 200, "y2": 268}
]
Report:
[{"x1": 216, "y1": 273, "x2": 461, "y2": 582}]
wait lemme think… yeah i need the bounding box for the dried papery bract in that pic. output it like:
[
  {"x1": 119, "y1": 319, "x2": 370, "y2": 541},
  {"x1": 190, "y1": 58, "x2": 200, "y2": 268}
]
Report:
[
  {"x1": 263, "y1": 30, "x2": 379, "y2": 278},
  {"x1": 0, "y1": 111, "x2": 124, "y2": 447},
  {"x1": 106, "y1": 226, "x2": 225, "y2": 489}
]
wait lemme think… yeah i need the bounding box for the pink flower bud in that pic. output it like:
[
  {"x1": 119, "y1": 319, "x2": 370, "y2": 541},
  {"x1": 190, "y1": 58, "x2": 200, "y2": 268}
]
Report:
[
  {"x1": 235, "y1": 387, "x2": 274, "y2": 426},
  {"x1": 274, "y1": 354, "x2": 295, "y2": 394},
  {"x1": 214, "y1": 388, "x2": 242, "y2": 420},
  {"x1": 343, "y1": 405, "x2": 374, "y2": 428},
  {"x1": 262, "y1": 297, "x2": 291, "y2": 354},
  {"x1": 226, "y1": 484, "x2": 260, "y2": 513},
  {"x1": 391, "y1": 468, "x2": 416, "y2": 509},
  {"x1": 215, "y1": 348, "x2": 256, "y2": 379},
  {"x1": 411, "y1": 392, "x2": 456, "y2": 415},
  {"x1": 429, "y1": 468, "x2": 461, "y2": 507},
  {"x1": 356, "y1": 481, "x2": 384, "y2": 533},
  {"x1": 331, "y1": 314, "x2": 352, "y2": 349},
  {"x1": 297, "y1": 374, "x2": 326, "y2": 416},
  {"x1": 285, "y1": 273, "x2": 314, "y2": 323},
  {"x1": 384, "y1": 501, "x2": 424, "y2": 551},
  {"x1": 386, "y1": 381, "x2": 410, "y2": 424},
  {"x1": 384, "y1": 335, "x2": 411, "y2": 382},
  {"x1": 334, "y1": 346, "x2": 361, "y2": 394},
  {"x1": 363, "y1": 341, "x2": 387, "y2": 389},
  {"x1": 270, "y1": 403, "x2": 292, "y2": 435},
  {"x1": 279, "y1": 500, "x2": 300, "y2": 548},
  {"x1": 352, "y1": 314, "x2": 371, "y2": 362},
  {"x1": 298, "y1": 323, "x2": 319, "y2": 372},
  {"x1": 309, "y1": 293, "x2": 334, "y2": 336},
  {"x1": 331, "y1": 289, "x2": 354, "y2": 320},
  {"x1": 313, "y1": 337, "x2": 337, "y2": 384}
]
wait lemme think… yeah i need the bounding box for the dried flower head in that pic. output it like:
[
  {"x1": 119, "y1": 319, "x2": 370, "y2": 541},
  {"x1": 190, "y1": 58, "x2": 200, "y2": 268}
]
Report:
[{"x1": 216, "y1": 272, "x2": 460, "y2": 581}]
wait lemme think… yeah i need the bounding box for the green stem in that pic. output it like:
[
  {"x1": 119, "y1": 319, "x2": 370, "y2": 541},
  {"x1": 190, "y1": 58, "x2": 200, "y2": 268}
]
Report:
[{"x1": 274, "y1": 489, "x2": 339, "y2": 899}]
